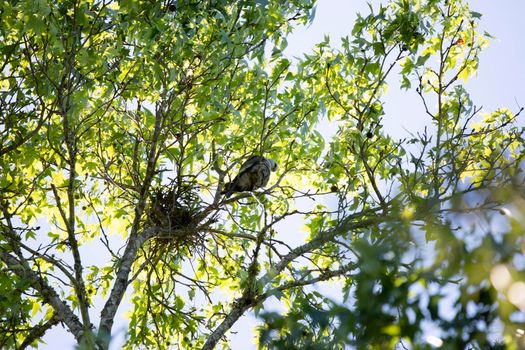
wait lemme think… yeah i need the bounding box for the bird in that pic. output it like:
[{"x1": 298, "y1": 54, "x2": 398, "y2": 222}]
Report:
[{"x1": 221, "y1": 156, "x2": 278, "y2": 198}]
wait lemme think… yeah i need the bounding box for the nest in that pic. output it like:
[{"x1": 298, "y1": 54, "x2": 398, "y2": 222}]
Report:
[
  {"x1": 145, "y1": 184, "x2": 205, "y2": 251},
  {"x1": 139, "y1": 183, "x2": 211, "y2": 318}
]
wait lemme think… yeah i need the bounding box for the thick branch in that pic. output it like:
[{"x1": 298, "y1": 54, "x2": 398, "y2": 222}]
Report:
[
  {"x1": 0, "y1": 250, "x2": 85, "y2": 341},
  {"x1": 51, "y1": 182, "x2": 91, "y2": 337},
  {"x1": 202, "y1": 293, "x2": 256, "y2": 350},
  {"x1": 19, "y1": 313, "x2": 60, "y2": 350},
  {"x1": 272, "y1": 216, "x2": 380, "y2": 275},
  {"x1": 98, "y1": 104, "x2": 165, "y2": 347},
  {"x1": 97, "y1": 227, "x2": 159, "y2": 346},
  {"x1": 202, "y1": 214, "x2": 382, "y2": 349}
]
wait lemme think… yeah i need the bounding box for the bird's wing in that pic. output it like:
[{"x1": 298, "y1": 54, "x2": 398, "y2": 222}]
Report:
[
  {"x1": 238, "y1": 155, "x2": 263, "y2": 174},
  {"x1": 222, "y1": 156, "x2": 274, "y2": 197},
  {"x1": 226, "y1": 156, "x2": 260, "y2": 187},
  {"x1": 238, "y1": 161, "x2": 271, "y2": 190},
  {"x1": 256, "y1": 162, "x2": 271, "y2": 188}
]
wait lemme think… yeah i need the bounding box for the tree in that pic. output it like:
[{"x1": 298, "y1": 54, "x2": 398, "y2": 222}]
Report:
[{"x1": 0, "y1": 0, "x2": 524, "y2": 349}]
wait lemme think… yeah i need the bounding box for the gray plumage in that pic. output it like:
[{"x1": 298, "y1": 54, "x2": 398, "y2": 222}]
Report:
[{"x1": 221, "y1": 156, "x2": 278, "y2": 198}]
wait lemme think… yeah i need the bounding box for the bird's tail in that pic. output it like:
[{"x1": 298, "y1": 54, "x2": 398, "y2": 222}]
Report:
[{"x1": 221, "y1": 182, "x2": 233, "y2": 198}]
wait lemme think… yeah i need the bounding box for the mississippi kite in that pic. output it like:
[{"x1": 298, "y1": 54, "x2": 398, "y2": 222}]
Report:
[{"x1": 221, "y1": 156, "x2": 278, "y2": 198}]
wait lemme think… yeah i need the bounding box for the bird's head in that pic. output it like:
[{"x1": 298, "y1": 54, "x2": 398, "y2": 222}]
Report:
[{"x1": 267, "y1": 159, "x2": 278, "y2": 172}]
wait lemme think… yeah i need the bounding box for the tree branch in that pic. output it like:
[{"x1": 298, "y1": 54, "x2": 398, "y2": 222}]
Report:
[
  {"x1": 0, "y1": 250, "x2": 85, "y2": 342},
  {"x1": 97, "y1": 227, "x2": 159, "y2": 346},
  {"x1": 201, "y1": 213, "x2": 382, "y2": 349},
  {"x1": 19, "y1": 313, "x2": 60, "y2": 350}
]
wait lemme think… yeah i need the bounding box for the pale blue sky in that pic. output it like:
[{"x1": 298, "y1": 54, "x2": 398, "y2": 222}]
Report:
[
  {"x1": 284, "y1": 1, "x2": 525, "y2": 137},
  {"x1": 40, "y1": 1, "x2": 525, "y2": 349}
]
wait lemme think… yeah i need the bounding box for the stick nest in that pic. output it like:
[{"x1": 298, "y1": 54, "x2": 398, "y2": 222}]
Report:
[{"x1": 145, "y1": 184, "x2": 205, "y2": 250}]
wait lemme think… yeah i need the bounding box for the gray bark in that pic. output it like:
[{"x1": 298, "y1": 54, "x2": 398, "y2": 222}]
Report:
[{"x1": 0, "y1": 250, "x2": 85, "y2": 342}]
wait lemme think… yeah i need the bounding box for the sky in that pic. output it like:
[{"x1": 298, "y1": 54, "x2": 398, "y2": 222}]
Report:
[
  {"x1": 287, "y1": 0, "x2": 525, "y2": 110},
  {"x1": 284, "y1": 0, "x2": 525, "y2": 138},
  {"x1": 40, "y1": 0, "x2": 525, "y2": 349}
]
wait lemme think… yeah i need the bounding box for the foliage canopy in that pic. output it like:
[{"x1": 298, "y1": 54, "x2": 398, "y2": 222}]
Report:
[{"x1": 0, "y1": 0, "x2": 524, "y2": 349}]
